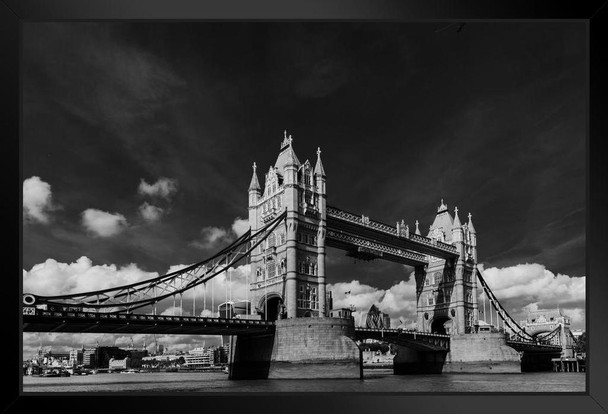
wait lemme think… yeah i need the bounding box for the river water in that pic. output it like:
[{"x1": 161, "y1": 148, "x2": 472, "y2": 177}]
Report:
[{"x1": 22, "y1": 370, "x2": 585, "y2": 393}]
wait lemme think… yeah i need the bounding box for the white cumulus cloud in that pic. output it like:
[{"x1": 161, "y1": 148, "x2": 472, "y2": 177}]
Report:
[
  {"x1": 231, "y1": 217, "x2": 249, "y2": 237},
  {"x1": 138, "y1": 202, "x2": 164, "y2": 223},
  {"x1": 479, "y1": 263, "x2": 585, "y2": 308},
  {"x1": 23, "y1": 176, "x2": 57, "y2": 223},
  {"x1": 190, "y1": 227, "x2": 230, "y2": 250},
  {"x1": 23, "y1": 256, "x2": 251, "y2": 317},
  {"x1": 23, "y1": 256, "x2": 158, "y2": 296},
  {"x1": 479, "y1": 263, "x2": 585, "y2": 329},
  {"x1": 81, "y1": 208, "x2": 128, "y2": 237},
  {"x1": 138, "y1": 177, "x2": 178, "y2": 200},
  {"x1": 191, "y1": 217, "x2": 251, "y2": 250}
]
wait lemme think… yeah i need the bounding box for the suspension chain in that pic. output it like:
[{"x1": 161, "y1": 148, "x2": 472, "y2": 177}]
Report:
[{"x1": 26, "y1": 212, "x2": 286, "y2": 314}]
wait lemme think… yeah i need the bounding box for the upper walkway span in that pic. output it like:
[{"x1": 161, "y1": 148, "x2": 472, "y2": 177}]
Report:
[{"x1": 326, "y1": 205, "x2": 459, "y2": 265}]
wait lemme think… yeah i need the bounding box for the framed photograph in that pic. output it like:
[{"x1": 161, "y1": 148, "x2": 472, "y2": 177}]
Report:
[{"x1": 6, "y1": 0, "x2": 607, "y2": 413}]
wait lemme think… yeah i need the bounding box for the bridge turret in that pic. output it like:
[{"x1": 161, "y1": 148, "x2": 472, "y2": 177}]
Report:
[
  {"x1": 451, "y1": 206, "x2": 463, "y2": 244},
  {"x1": 314, "y1": 147, "x2": 326, "y2": 178},
  {"x1": 416, "y1": 200, "x2": 479, "y2": 336},
  {"x1": 276, "y1": 131, "x2": 300, "y2": 188},
  {"x1": 248, "y1": 162, "x2": 262, "y2": 237},
  {"x1": 278, "y1": 134, "x2": 300, "y2": 319},
  {"x1": 248, "y1": 132, "x2": 328, "y2": 320},
  {"x1": 315, "y1": 147, "x2": 327, "y2": 316},
  {"x1": 467, "y1": 213, "x2": 477, "y2": 263},
  {"x1": 248, "y1": 162, "x2": 262, "y2": 206}
]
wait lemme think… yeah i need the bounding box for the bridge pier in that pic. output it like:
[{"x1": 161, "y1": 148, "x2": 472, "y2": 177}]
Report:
[
  {"x1": 393, "y1": 333, "x2": 522, "y2": 374},
  {"x1": 228, "y1": 317, "x2": 362, "y2": 379},
  {"x1": 443, "y1": 333, "x2": 521, "y2": 373},
  {"x1": 268, "y1": 317, "x2": 362, "y2": 379}
]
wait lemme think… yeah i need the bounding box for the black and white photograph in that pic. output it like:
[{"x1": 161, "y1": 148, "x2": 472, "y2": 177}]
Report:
[{"x1": 20, "y1": 20, "x2": 588, "y2": 394}]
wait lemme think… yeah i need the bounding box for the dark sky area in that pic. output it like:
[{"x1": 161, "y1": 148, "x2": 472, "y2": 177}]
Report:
[{"x1": 22, "y1": 22, "x2": 586, "y2": 292}]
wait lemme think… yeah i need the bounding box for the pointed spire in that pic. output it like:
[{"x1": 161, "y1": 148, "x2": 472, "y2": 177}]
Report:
[
  {"x1": 453, "y1": 206, "x2": 461, "y2": 227},
  {"x1": 437, "y1": 198, "x2": 448, "y2": 213},
  {"x1": 467, "y1": 212, "x2": 476, "y2": 233},
  {"x1": 249, "y1": 162, "x2": 261, "y2": 192},
  {"x1": 415, "y1": 220, "x2": 421, "y2": 235},
  {"x1": 281, "y1": 130, "x2": 293, "y2": 149},
  {"x1": 276, "y1": 131, "x2": 300, "y2": 170},
  {"x1": 314, "y1": 147, "x2": 326, "y2": 176}
]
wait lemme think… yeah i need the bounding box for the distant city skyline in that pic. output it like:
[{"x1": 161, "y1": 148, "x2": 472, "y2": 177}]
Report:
[{"x1": 22, "y1": 22, "x2": 586, "y2": 358}]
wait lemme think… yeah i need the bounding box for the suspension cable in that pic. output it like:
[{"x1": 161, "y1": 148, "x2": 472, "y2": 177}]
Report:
[
  {"x1": 476, "y1": 268, "x2": 537, "y2": 342},
  {"x1": 29, "y1": 212, "x2": 286, "y2": 314}
]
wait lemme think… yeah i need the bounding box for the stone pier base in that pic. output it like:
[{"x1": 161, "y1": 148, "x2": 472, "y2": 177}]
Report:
[
  {"x1": 443, "y1": 333, "x2": 521, "y2": 373},
  {"x1": 268, "y1": 317, "x2": 361, "y2": 379}
]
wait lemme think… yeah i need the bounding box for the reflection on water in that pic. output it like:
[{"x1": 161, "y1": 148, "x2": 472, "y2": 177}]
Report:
[{"x1": 22, "y1": 370, "x2": 585, "y2": 393}]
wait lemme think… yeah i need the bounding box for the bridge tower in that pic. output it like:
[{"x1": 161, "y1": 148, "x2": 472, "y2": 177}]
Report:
[
  {"x1": 417, "y1": 201, "x2": 479, "y2": 335},
  {"x1": 248, "y1": 132, "x2": 327, "y2": 320},
  {"x1": 520, "y1": 307, "x2": 575, "y2": 357}
]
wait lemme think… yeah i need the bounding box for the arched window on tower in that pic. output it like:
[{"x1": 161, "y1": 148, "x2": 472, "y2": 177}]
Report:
[{"x1": 268, "y1": 233, "x2": 276, "y2": 248}]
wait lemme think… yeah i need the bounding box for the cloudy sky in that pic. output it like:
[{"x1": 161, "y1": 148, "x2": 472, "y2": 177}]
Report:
[{"x1": 22, "y1": 22, "x2": 586, "y2": 357}]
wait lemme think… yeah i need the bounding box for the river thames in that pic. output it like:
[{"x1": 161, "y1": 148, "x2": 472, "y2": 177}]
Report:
[{"x1": 22, "y1": 370, "x2": 585, "y2": 393}]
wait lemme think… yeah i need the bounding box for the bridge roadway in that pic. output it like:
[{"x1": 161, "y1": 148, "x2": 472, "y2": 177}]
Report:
[
  {"x1": 354, "y1": 327, "x2": 450, "y2": 351},
  {"x1": 23, "y1": 310, "x2": 449, "y2": 351},
  {"x1": 505, "y1": 339, "x2": 563, "y2": 354},
  {"x1": 23, "y1": 310, "x2": 561, "y2": 354},
  {"x1": 23, "y1": 310, "x2": 275, "y2": 336}
]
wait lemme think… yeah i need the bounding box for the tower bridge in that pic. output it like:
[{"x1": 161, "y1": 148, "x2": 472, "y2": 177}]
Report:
[{"x1": 23, "y1": 132, "x2": 569, "y2": 379}]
